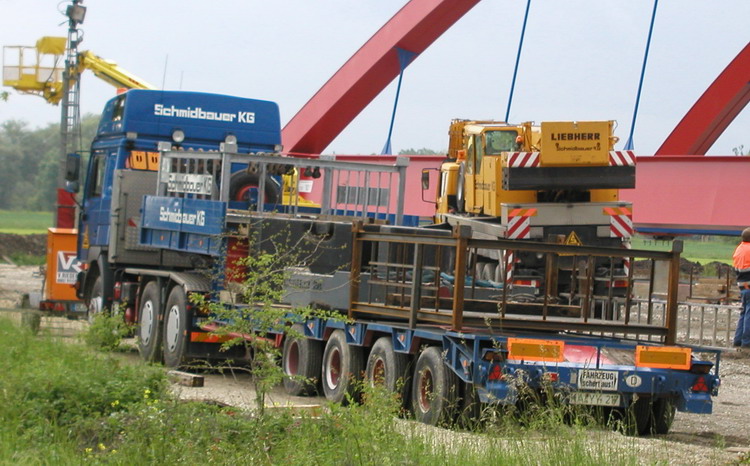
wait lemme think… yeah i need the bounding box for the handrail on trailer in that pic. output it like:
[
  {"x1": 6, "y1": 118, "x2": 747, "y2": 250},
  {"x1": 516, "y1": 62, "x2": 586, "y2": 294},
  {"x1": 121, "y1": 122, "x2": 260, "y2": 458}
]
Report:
[{"x1": 350, "y1": 223, "x2": 684, "y2": 345}]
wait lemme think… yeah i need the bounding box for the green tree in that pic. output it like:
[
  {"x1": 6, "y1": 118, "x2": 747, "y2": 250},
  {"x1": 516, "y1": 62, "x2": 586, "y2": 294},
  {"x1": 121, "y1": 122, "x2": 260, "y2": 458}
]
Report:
[
  {"x1": 398, "y1": 147, "x2": 445, "y2": 155},
  {"x1": 0, "y1": 114, "x2": 99, "y2": 211}
]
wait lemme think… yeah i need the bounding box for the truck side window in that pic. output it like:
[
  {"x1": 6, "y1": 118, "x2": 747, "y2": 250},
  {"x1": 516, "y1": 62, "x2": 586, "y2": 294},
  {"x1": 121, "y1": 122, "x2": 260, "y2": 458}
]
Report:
[
  {"x1": 111, "y1": 95, "x2": 125, "y2": 122},
  {"x1": 88, "y1": 152, "x2": 106, "y2": 198},
  {"x1": 475, "y1": 135, "x2": 484, "y2": 174},
  {"x1": 466, "y1": 136, "x2": 475, "y2": 175},
  {"x1": 486, "y1": 130, "x2": 519, "y2": 154}
]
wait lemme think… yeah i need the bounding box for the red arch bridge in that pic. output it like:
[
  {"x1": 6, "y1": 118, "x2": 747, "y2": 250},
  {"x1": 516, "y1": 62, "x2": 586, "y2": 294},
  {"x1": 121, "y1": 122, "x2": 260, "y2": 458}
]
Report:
[{"x1": 281, "y1": 0, "x2": 749, "y2": 236}]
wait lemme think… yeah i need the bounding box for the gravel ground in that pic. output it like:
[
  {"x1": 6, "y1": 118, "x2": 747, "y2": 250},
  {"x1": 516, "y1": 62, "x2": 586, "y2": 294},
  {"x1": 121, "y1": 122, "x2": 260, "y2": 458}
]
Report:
[{"x1": 2, "y1": 264, "x2": 748, "y2": 464}]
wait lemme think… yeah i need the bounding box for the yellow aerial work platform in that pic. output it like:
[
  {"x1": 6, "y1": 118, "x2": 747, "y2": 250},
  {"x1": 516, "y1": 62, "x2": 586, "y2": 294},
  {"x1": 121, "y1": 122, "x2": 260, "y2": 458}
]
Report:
[
  {"x1": 2, "y1": 36, "x2": 66, "y2": 103},
  {"x1": 3, "y1": 36, "x2": 155, "y2": 104}
]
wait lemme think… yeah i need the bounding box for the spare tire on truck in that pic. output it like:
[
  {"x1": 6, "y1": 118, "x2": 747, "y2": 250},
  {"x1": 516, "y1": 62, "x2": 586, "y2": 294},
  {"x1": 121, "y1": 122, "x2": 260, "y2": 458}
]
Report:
[{"x1": 229, "y1": 171, "x2": 281, "y2": 206}]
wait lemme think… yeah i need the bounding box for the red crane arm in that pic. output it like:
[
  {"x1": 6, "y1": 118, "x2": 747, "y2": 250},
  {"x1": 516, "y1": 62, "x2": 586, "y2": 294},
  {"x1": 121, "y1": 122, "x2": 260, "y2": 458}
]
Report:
[
  {"x1": 281, "y1": 0, "x2": 480, "y2": 154},
  {"x1": 656, "y1": 42, "x2": 750, "y2": 155}
]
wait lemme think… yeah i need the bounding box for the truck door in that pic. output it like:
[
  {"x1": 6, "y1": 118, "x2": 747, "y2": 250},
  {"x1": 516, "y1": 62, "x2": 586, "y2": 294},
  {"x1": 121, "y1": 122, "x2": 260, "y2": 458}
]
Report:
[
  {"x1": 464, "y1": 135, "x2": 482, "y2": 213},
  {"x1": 78, "y1": 148, "x2": 112, "y2": 261}
]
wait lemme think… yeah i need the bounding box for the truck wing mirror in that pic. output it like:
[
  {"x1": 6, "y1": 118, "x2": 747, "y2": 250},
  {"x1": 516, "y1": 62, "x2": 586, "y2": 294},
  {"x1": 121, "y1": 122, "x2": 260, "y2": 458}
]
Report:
[
  {"x1": 421, "y1": 169, "x2": 437, "y2": 205},
  {"x1": 421, "y1": 169, "x2": 431, "y2": 190},
  {"x1": 65, "y1": 153, "x2": 81, "y2": 182}
]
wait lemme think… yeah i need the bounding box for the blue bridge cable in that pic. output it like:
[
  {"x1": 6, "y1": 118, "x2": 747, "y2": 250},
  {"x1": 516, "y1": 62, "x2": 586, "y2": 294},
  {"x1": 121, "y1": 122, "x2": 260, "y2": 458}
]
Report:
[
  {"x1": 625, "y1": 0, "x2": 659, "y2": 151},
  {"x1": 505, "y1": 0, "x2": 532, "y2": 123},
  {"x1": 382, "y1": 47, "x2": 417, "y2": 155}
]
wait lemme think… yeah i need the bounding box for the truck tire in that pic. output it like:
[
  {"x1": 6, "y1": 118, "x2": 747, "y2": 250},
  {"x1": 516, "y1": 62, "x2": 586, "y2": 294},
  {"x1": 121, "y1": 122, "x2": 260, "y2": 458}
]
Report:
[
  {"x1": 365, "y1": 336, "x2": 410, "y2": 407},
  {"x1": 138, "y1": 281, "x2": 162, "y2": 363},
  {"x1": 229, "y1": 172, "x2": 281, "y2": 205},
  {"x1": 649, "y1": 397, "x2": 676, "y2": 435},
  {"x1": 163, "y1": 285, "x2": 190, "y2": 368},
  {"x1": 282, "y1": 323, "x2": 324, "y2": 396},
  {"x1": 86, "y1": 274, "x2": 104, "y2": 323},
  {"x1": 321, "y1": 329, "x2": 364, "y2": 405},
  {"x1": 411, "y1": 346, "x2": 459, "y2": 426}
]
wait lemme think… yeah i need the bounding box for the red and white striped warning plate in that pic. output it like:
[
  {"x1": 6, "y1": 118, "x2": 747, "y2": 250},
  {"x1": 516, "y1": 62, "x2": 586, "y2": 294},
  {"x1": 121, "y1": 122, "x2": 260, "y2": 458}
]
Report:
[
  {"x1": 506, "y1": 152, "x2": 540, "y2": 168},
  {"x1": 608, "y1": 150, "x2": 636, "y2": 166},
  {"x1": 603, "y1": 206, "x2": 633, "y2": 238}
]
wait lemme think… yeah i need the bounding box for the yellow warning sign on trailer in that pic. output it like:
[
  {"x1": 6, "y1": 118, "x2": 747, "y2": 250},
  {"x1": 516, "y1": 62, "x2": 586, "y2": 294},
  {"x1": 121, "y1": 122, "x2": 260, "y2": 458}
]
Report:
[{"x1": 564, "y1": 231, "x2": 583, "y2": 246}]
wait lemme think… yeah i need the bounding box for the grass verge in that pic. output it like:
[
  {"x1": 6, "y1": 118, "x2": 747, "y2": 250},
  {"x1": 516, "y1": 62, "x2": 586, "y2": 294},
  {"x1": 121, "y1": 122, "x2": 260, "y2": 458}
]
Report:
[
  {"x1": 0, "y1": 210, "x2": 52, "y2": 234},
  {"x1": 1, "y1": 317, "x2": 650, "y2": 464}
]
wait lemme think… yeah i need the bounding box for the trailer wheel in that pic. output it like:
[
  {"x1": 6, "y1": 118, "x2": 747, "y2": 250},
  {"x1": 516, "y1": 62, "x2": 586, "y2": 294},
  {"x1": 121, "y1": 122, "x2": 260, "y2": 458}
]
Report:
[
  {"x1": 649, "y1": 398, "x2": 676, "y2": 434},
  {"x1": 282, "y1": 323, "x2": 324, "y2": 396},
  {"x1": 456, "y1": 380, "x2": 482, "y2": 429},
  {"x1": 138, "y1": 281, "x2": 162, "y2": 363},
  {"x1": 412, "y1": 346, "x2": 459, "y2": 426},
  {"x1": 229, "y1": 172, "x2": 281, "y2": 205},
  {"x1": 365, "y1": 337, "x2": 411, "y2": 407},
  {"x1": 322, "y1": 329, "x2": 364, "y2": 405},
  {"x1": 163, "y1": 285, "x2": 190, "y2": 368},
  {"x1": 619, "y1": 396, "x2": 652, "y2": 436}
]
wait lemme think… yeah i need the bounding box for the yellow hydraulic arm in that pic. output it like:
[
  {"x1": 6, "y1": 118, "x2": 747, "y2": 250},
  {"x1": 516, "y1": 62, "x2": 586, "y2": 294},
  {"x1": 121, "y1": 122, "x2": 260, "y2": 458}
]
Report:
[{"x1": 2, "y1": 36, "x2": 154, "y2": 104}]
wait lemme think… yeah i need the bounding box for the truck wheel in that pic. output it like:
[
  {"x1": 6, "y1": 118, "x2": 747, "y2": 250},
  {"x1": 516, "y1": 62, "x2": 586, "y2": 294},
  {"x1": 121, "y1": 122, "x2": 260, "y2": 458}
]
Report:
[
  {"x1": 282, "y1": 323, "x2": 323, "y2": 396},
  {"x1": 86, "y1": 275, "x2": 104, "y2": 323},
  {"x1": 411, "y1": 346, "x2": 459, "y2": 426},
  {"x1": 138, "y1": 281, "x2": 162, "y2": 363},
  {"x1": 322, "y1": 329, "x2": 364, "y2": 405},
  {"x1": 365, "y1": 337, "x2": 410, "y2": 407},
  {"x1": 163, "y1": 285, "x2": 190, "y2": 368},
  {"x1": 649, "y1": 398, "x2": 676, "y2": 434}
]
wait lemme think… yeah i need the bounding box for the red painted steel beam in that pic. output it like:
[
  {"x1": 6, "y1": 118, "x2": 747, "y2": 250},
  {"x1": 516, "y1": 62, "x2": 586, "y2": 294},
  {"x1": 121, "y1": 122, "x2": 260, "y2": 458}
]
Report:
[
  {"x1": 621, "y1": 156, "x2": 750, "y2": 235},
  {"x1": 656, "y1": 42, "x2": 750, "y2": 155},
  {"x1": 281, "y1": 0, "x2": 480, "y2": 154}
]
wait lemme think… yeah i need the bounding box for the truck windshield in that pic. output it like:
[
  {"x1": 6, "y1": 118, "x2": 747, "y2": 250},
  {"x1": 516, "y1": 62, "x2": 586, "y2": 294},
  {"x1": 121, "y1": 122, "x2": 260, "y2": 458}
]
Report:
[{"x1": 485, "y1": 130, "x2": 519, "y2": 154}]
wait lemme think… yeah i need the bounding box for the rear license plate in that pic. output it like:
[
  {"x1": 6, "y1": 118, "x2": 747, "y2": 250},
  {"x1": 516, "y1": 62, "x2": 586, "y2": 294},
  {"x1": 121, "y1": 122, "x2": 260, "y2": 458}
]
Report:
[
  {"x1": 578, "y1": 369, "x2": 618, "y2": 391},
  {"x1": 569, "y1": 392, "x2": 621, "y2": 407}
]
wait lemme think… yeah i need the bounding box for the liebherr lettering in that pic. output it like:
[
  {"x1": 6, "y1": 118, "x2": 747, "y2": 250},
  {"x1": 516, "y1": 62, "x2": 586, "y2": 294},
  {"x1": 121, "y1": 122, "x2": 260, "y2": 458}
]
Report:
[
  {"x1": 550, "y1": 132, "x2": 601, "y2": 141},
  {"x1": 154, "y1": 104, "x2": 255, "y2": 124}
]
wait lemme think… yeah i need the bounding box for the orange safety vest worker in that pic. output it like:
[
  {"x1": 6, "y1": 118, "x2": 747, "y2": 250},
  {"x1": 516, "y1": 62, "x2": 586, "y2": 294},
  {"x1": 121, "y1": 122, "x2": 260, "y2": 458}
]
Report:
[{"x1": 733, "y1": 234, "x2": 750, "y2": 286}]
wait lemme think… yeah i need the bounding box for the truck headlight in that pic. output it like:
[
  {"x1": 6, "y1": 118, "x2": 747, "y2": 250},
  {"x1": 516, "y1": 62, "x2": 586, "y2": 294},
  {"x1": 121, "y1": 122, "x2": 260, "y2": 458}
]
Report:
[{"x1": 172, "y1": 129, "x2": 185, "y2": 144}]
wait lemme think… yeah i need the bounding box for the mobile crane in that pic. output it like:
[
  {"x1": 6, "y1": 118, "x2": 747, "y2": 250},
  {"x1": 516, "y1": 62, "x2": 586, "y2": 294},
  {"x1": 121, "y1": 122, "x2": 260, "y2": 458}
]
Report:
[{"x1": 426, "y1": 119, "x2": 635, "y2": 313}]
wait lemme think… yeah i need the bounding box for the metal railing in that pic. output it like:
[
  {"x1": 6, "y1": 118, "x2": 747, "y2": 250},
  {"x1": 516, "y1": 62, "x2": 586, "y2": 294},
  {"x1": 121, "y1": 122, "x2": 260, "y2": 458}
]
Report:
[
  {"x1": 156, "y1": 146, "x2": 409, "y2": 225},
  {"x1": 609, "y1": 298, "x2": 741, "y2": 348},
  {"x1": 349, "y1": 224, "x2": 687, "y2": 344}
]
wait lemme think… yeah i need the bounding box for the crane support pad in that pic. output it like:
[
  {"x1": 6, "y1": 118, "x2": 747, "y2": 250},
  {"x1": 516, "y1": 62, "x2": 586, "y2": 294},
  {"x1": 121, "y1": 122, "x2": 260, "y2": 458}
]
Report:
[{"x1": 503, "y1": 166, "x2": 635, "y2": 191}]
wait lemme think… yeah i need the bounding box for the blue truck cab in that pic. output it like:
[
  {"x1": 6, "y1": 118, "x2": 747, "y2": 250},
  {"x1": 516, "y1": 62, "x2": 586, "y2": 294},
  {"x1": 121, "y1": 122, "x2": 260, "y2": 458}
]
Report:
[{"x1": 75, "y1": 89, "x2": 282, "y2": 312}]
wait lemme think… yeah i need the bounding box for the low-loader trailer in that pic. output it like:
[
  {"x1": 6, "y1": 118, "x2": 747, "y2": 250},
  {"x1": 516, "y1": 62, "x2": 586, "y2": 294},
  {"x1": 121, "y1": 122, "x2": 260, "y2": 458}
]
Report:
[{"x1": 62, "y1": 90, "x2": 719, "y2": 434}]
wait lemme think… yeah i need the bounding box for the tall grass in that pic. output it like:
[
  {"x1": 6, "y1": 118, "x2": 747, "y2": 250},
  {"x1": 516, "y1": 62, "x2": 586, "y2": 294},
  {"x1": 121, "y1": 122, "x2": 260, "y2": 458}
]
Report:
[
  {"x1": 632, "y1": 235, "x2": 735, "y2": 265},
  {"x1": 0, "y1": 209, "x2": 52, "y2": 234},
  {"x1": 0, "y1": 318, "x2": 653, "y2": 464}
]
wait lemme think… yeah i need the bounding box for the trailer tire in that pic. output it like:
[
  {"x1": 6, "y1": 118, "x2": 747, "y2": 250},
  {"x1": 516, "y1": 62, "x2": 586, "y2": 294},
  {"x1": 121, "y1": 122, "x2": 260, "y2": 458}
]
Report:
[
  {"x1": 649, "y1": 398, "x2": 676, "y2": 435},
  {"x1": 619, "y1": 396, "x2": 652, "y2": 436},
  {"x1": 412, "y1": 346, "x2": 459, "y2": 426},
  {"x1": 138, "y1": 281, "x2": 162, "y2": 363},
  {"x1": 365, "y1": 337, "x2": 411, "y2": 407},
  {"x1": 229, "y1": 172, "x2": 281, "y2": 206},
  {"x1": 282, "y1": 323, "x2": 324, "y2": 396},
  {"x1": 321, "y1": 329, "x2": 364, "y2": 405},
  {"x1": 457, "y1": 380, "x2": 482, "y2": 429},
  {"x1": 163, "y1": 285, "x2": 190, "y2": 368}
]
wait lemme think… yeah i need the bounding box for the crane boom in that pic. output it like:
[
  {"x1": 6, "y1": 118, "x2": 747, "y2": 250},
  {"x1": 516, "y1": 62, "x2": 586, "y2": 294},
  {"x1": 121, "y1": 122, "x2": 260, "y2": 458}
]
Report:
[{"x1": 2, "y1": 37, "x2": 154, "y2": 104}]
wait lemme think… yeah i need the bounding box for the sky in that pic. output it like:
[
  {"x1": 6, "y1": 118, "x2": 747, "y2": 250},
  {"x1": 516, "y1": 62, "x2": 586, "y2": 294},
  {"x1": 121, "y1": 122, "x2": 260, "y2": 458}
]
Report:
[{"x1": 0, "y1": 0, "x2": 748, "y2": 156}]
